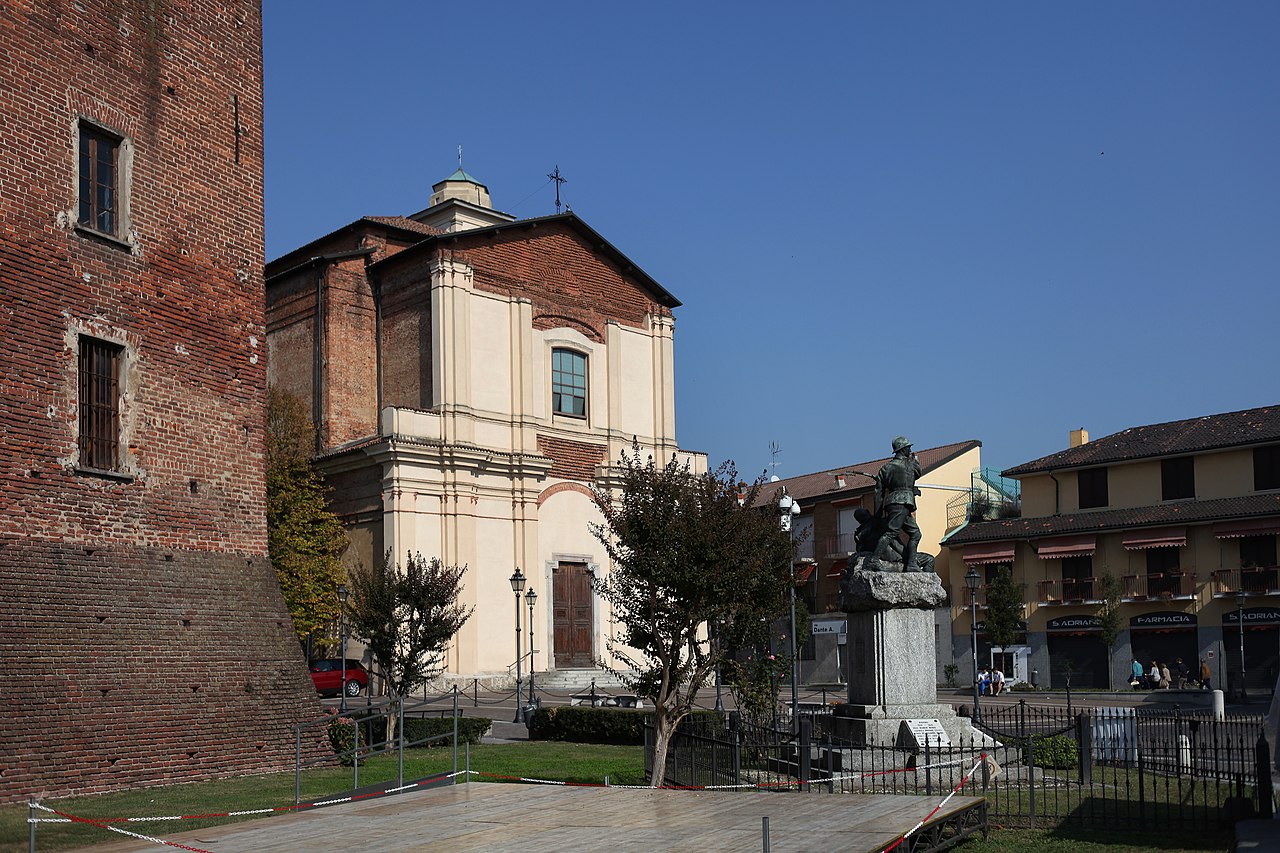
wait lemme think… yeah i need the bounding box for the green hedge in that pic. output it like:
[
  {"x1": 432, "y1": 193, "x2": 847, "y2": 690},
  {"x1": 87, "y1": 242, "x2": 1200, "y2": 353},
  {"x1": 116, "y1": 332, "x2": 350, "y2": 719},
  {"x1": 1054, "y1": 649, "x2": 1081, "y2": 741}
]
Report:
[
  {"x1": 402, "y1": 716, "x2": 491, "y2": 748},
  {"x1": 351, "y1": 715, "x2": 491, "y2": 750},
  {"x1": 528, "y1": 706, "x2": 724, "y2": 744},
  {"x1": 529, "y1": 706, "x2": 647, "y2": 744},
  {"x1": 1023, "y1": 733, "x2": 1079, "y2": 769}
]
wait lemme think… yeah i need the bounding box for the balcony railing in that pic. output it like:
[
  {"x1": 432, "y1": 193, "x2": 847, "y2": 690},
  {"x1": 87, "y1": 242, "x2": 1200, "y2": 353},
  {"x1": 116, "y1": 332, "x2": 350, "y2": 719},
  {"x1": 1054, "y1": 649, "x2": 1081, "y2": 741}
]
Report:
[
  {"x1": 793, "y1": 537, "x2": 816, "y2": 561},
  {"x1": 960, "y1": 587, "x2": 988, "y2": 608},
  {"x1": 1121, "y1": 571, "x2": 1195, "y2": 600},
  {"x1": 1037, "y1": 577, "x2": 1098, "y2": 605},
  {"x1": 1212, "y1": 566, "x2": 1280, "y2": 596},
  {"x1": 822, "y1": 532, "x2": 858, "y2": 557}
]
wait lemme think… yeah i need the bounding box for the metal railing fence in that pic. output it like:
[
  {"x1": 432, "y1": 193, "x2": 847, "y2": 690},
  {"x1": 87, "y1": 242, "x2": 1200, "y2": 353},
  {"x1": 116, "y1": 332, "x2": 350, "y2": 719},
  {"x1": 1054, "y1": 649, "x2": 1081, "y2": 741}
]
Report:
[{"x1": 647, "y1": 700, "x2": 1275, "y2": 831}]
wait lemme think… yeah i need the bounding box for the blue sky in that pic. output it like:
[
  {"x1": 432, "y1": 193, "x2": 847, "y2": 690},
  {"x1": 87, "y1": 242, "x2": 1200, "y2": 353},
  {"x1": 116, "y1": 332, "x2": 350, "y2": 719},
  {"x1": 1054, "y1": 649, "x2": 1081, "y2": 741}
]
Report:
[{"x1": 263, "y1": 2, "x2": 1279, "y2": 478}]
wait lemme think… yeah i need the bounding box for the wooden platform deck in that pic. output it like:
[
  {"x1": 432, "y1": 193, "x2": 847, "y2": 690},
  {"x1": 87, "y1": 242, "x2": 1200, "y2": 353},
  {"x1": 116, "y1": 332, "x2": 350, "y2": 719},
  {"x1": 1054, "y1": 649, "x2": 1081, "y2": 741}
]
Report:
[{"x1": 73, "y1": 781, "x2": 987, "y2": 853}]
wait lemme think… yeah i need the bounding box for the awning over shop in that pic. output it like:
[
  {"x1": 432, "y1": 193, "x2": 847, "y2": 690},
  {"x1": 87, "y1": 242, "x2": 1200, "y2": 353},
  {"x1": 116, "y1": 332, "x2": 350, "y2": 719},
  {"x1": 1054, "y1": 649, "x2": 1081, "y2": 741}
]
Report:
[
  {"x1": 1213, "y1": 517, "x2": 1280, "y2": 539},
  {"x1": 795, "y1": 563, "x2": 816, "y2": 585},
  {"x1": 1035, "y1": 535, "x2": 1097, "y2": 560},
  {"x1": 1122, "y1": 527, "x2": 1186, "y2": 550},
  {"x1": 826, "y1": 558, "x2": 847, "y2": 579},
  {"x1": 963, "y1": 542, "x2": 1015, "y2": 565}
]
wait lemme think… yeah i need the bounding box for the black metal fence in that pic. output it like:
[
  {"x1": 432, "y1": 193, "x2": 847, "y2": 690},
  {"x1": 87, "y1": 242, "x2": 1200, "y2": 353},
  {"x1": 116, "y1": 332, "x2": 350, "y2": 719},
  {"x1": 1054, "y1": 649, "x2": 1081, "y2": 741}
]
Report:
[{"x1": 646, "y1": 700, "x2": 1275, "y2": 831}]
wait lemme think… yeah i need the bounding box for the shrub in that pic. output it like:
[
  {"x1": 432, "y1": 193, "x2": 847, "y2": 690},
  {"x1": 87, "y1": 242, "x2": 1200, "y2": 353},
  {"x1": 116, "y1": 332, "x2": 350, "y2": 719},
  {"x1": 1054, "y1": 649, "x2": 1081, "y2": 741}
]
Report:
[
  {"x1": 943, "y1": 663, "x2": 959, "y2": 688},
  {"x1": 401, "y1": 716, "x2": 491, "y2": 748},
  {"x1": 327, "y1": 715, "x2": 361, "y2": 766},
  {"x1": 1023, "y1": 733, "x2": 1078, "y2": 769},
  {"x1": 528, "y1": 706, "x2": 647, "y2": 744}
]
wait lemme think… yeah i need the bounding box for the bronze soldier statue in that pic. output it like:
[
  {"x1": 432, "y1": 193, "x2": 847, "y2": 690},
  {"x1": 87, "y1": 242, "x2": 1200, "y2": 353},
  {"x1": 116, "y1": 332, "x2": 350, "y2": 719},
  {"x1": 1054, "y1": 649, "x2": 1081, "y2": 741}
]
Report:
[{"x1": 874, "y1": 435, "x2": 923, "y2": 571}]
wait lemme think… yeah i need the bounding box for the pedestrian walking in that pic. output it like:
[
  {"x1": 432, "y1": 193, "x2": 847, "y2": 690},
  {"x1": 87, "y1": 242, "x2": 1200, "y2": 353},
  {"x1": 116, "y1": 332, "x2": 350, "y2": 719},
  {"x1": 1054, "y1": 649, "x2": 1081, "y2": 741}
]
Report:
[{"x1": 1199, "y1": 658, "x2": 1212, "y2": 691}]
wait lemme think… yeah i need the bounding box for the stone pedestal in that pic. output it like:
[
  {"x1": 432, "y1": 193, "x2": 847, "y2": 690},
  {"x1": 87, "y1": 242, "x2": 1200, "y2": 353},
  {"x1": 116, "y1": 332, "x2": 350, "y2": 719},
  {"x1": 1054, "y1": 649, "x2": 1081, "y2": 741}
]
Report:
[{"x1": 833, "y1": 562, "x2": 989, "y2": 747}]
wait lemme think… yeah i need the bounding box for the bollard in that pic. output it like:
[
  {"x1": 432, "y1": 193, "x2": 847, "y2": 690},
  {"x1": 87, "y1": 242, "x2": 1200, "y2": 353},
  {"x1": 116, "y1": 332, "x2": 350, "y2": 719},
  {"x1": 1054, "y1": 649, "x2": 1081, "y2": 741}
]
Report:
[
  {"x1": 1212, "y1": 689, "x2": 1225, "y2": 721},
  {"x1": 762, "y1": 816, "x2": 771, "y2": 852},
  {"x1": 1178, "y1": 734, "x2": 1192, "y2": 774},
  {"x1": 29, "y1": 800, "x2": 36, "y2": 853}
]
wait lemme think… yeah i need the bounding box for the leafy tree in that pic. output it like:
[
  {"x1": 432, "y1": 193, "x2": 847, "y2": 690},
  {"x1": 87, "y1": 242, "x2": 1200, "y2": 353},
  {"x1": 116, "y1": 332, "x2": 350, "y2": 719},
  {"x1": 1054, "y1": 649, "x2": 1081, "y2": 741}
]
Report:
[
  {"x1": 345, "y1": 551, "x2": 473, "y2": 740},
  {"x1": 984, "y1": 565, "x2": 1024, "y2": 649},
  {"x1": 266, "y1": 387, "x2": 349, "y2": 646},
  {"x1": 1096, "y1": 572, "x2": 1125, "y2": 691},
  {"x1": 590, "y1": 445, "x2": 795, "y2": 786}
]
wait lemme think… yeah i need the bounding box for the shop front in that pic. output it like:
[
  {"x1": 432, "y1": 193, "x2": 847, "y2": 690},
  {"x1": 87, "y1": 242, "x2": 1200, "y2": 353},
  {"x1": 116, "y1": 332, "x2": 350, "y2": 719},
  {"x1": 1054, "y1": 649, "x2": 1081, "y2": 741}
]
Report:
[
  {"x1": 1128, "y1": 611, "x2": 1198, "y2": 685},
  {"x1": 1222, "y1": 606, "x2": 1280, "y2": 693},
  {"x1": 1045, "y1": 615, "x2": 1109, "y2": 689}
]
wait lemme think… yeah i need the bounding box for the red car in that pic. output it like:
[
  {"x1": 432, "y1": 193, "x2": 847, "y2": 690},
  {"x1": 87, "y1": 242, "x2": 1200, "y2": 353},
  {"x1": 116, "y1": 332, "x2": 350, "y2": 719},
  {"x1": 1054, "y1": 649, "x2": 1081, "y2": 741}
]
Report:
[{"x1": 309, "y1": 659, "x2": 369, "y2": 697}]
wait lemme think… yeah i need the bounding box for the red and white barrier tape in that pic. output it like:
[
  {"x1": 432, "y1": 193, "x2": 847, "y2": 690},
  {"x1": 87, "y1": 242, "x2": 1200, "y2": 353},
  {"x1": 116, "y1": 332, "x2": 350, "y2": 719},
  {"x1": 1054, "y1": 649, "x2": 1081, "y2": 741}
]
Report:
[
  {"x1": 31, "y1": 803, "x2": 217, "y2": 853},
  {"x1": 879, "y1": 753, "x2": 986, "y2": 853},
  {"x1": 29, "y1": 755, "x2": 984, "y2": 850}
]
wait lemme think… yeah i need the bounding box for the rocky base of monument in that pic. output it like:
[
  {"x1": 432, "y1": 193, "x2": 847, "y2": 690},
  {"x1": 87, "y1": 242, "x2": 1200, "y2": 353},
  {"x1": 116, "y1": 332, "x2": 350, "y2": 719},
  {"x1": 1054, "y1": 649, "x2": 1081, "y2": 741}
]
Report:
[
  {"x1": 830, "y1": 702, "x2": 997, "y2": 748},
  {"x1": 837, "y1": 566, "x2": 993, "y2": 748},
  {"x1": 839, "y1": 559, "x2": 947, "y2": 612}
]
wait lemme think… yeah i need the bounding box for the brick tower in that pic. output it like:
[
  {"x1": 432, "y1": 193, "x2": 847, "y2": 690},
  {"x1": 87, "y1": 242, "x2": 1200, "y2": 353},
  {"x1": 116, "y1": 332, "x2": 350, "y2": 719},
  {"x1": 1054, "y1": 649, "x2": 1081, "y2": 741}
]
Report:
[{"x1": 0, "y1": 1, "x2": 323, "y2": 802}]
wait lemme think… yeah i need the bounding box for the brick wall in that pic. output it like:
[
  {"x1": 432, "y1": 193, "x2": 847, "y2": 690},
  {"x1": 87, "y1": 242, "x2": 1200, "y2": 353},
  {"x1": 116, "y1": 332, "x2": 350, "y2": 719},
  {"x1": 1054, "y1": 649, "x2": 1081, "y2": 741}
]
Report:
[
  {"x1": 0, "y1": 0, "x2": 326, "y2": 802},
  {"x1": 454, "y1": 226, "x2": 670, "y2": 337},
  {"x1": 537, "y1": 435, "x2": 607, "y2": 482}
]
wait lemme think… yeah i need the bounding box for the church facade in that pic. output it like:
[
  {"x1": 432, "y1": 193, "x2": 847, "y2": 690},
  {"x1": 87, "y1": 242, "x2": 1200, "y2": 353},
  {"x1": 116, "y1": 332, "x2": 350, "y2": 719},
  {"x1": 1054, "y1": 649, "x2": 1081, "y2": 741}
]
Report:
[{"x1": 265, "y1": 171, "x2": 705, "y2": 678}]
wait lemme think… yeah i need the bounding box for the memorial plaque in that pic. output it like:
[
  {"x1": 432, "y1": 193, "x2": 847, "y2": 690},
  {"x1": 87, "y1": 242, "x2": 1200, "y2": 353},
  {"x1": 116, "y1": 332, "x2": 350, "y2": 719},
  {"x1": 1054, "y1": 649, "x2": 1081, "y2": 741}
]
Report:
[{"x1": 899, "y1": 718, "x2": 951, "y2": 749}]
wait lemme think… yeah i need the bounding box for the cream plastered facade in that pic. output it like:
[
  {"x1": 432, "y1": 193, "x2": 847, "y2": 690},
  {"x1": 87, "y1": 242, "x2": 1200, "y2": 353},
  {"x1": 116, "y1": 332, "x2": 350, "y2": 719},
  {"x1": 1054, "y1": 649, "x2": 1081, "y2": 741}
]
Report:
[
  {"x1": 943, "y1": 431, "x2": 1280, "y2": 690},
  {"x1": 339, "y1": 256, "x2": 704, "y2": 678}
]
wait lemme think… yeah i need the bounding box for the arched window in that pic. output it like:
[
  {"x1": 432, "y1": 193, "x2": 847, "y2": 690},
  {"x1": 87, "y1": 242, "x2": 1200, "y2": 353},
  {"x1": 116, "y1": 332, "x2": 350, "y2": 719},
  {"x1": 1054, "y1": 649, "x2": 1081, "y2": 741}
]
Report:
[{"x1": 551, "y1": 349, "x2": 587, "y2": 417}]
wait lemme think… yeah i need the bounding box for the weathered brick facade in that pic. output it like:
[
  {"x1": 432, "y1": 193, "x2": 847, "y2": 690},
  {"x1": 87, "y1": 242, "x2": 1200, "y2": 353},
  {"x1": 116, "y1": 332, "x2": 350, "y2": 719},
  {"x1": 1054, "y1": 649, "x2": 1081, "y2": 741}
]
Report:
[{"x1": 0, "y1": 1, "x2": 324, "y2": 803}]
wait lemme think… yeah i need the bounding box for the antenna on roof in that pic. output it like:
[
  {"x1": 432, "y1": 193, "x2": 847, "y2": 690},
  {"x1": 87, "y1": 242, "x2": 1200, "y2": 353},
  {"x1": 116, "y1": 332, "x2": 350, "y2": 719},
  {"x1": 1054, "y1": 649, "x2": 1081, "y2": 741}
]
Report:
[
  {"x1": 548, "y1": 165, "x2": 567, "y2": 214},
  {"x1": 769, "y1": 441, "x2": 781, "y2": 478},
  {"x1": 458, "y1": 144, "x2": 463, "y2": 169}
]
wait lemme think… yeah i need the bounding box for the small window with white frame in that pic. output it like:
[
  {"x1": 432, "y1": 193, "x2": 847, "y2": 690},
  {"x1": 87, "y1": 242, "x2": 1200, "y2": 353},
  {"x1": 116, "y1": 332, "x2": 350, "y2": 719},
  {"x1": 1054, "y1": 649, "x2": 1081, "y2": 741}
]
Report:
[{"x1": 551, "y1": 348, "x2": 587, "y2": 418}]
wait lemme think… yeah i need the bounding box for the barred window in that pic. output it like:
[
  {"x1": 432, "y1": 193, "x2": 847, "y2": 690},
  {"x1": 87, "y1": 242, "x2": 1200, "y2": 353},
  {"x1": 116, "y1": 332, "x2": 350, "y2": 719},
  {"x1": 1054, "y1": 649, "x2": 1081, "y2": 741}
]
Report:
[
  {"x1": 78, "y1": 337, "x2": 123, "y2": 471},
  {"x1": 79, "y1": 123, "x2": 121, "y2": 235},
  {"x1": 552, "y1": 349, "x2": 587, "y2": 418}
]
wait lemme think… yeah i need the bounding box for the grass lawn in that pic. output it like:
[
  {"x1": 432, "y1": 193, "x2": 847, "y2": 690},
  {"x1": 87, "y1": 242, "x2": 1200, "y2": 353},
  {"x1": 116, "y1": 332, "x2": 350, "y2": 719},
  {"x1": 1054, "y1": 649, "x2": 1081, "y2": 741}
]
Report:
[
  {"x1": 0, "y1": 743, "x2": 645, "y2": 852},
  {"x1": 952, "y1": 826, "x2": 1232, "y2": 852}
]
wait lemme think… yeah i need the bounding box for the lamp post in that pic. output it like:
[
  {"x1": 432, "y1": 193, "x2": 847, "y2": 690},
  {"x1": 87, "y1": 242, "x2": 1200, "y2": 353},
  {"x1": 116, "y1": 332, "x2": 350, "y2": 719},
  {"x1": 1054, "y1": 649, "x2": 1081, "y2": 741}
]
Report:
[
  {"x1": 525, "y1": 587, "x2": 537, "y2": 712},
  {"x1": 337, "y1": 583, "x2": 349, "y2": 714},
  {"x1": 964, "y1": 567, "x2": 982, "y2": 723},
  {"x1": 779, "y1": 489, "x2": 801, "y2": 734},
  {"x1": 1237, "y1": 587, "x2": 1247, "y2": 704},
  {"x1": 510, "y1": 568, "x2": 526, "y2": 723},
  {"x1": 713, "y1": 618, "x2": 724, "y2": 713}
]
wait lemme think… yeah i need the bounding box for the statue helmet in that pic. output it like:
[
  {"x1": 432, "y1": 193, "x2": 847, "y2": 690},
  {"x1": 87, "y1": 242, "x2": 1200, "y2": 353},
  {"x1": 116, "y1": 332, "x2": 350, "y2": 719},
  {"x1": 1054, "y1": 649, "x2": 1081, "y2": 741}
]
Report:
[{"x1": 892, "y1": 435, "x2": 912, "y2": 452}]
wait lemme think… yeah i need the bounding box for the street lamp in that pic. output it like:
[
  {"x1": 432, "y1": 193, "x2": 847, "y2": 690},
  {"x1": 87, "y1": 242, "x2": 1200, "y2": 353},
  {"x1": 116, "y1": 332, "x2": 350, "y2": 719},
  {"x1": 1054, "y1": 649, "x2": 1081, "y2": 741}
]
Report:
[
  {"x1": 510, "y1": 568, "x2": 526, "y2": 723},
  {"x1": 713, "y1": 618, "x2": 724, "y2": 713},
  {"x1": 1237, "y1": 587, "x2": 1247, "y2": 704},
  {"x1": 779, "y1": 489, "x2": 801, "y2": 734},
  {"x1": 964, "y1": 567, "x2": 982, "y2": 723},
  {"x1": 525, "y1": 587, "x2": 538, "y2": 713},
  {"x1": 337, "y1": 583, "x2": 349, "y2": 713}
]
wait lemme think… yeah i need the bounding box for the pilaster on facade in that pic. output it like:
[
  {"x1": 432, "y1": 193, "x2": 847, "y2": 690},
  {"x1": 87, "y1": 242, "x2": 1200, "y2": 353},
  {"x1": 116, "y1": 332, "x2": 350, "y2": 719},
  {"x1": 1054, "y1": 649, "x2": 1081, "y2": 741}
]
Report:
[
  {"x1": 430, "y1": 256, "x2": 476, "y2": 442},
  {"x1": 650, "y1": 312, "x2": 678, "y2": 457},
  {"x1": 509, "y1": 297, "x2": 535, "y2": 456}
]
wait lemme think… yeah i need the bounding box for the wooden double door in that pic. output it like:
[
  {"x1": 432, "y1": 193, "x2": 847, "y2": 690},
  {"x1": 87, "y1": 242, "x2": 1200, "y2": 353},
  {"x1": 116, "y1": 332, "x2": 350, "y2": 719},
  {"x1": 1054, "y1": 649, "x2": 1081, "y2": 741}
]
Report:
[{"x1": 553, "y1": 561, "x2": 594, "y2": 668}]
